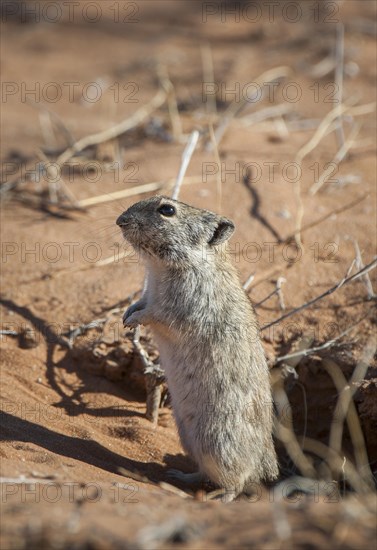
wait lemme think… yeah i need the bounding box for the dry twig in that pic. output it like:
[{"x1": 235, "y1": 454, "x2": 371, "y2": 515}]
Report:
[
  {"x1": 327, "y1": 337, "x2": 375, "y2": 489},
  {"x1": 208, "y1": 122, "x2": 222, "y2": 212},
  {"x1": 276, "y1": 277, "x2": 286, "y2": 310},
  {"x1": 309, "y1": 123, "x2": 361, "y2": 195},
  {"x1": 262, "y1": 258, "x2": 377, "y2": 331},
  {"x1": 284, "y1": 193, "x2": 368, "y2": 242},
  {"x1": 171, "y1": 130, "x2": 200, "y2": 200},
  {"x1": 207, "y1": 66, "x2": 290, "y2": 150},
  {"x1": 292, "y1": 100, "x2": 375, "y2": 246},
  {"x1": 275, "y1": 314, "x2": 368, "y2": 363},
  {"x1": 351, "y1": 239, "x2": 376, "y2": 299},
  {"x1": 201, "y1": 43, "x2": 216, "y2": 116},
  {"x1": 133, "y1": 326, "x2": 165, "y2": 424},
  {"x1": 334, "y1": 23, "x2": 346, "y2": 149},
  {"x1": 56, "y1": 89, "x2": 167, "y2": 167},
  {"x1": 157, "y1": 65, "x2": 182, "y2": 141},
  {"x1": 242, "y1": 273, "x2": 255, "y2": 291},
  {"x1": 77, "y1": 176, "x2": 208, "y2": 208}
]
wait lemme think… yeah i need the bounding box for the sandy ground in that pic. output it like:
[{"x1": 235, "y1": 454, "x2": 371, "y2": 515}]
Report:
[{"x1": 1, "y1": 1, "x2": 376, "y2": 548}]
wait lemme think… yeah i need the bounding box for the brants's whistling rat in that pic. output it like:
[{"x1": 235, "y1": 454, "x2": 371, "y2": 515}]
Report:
[{"x1": 116, "y1": 195, "x2": 278, "y2": 501}]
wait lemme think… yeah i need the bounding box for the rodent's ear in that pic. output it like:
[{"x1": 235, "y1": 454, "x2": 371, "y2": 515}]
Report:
[{"x1": 208, "y1": 218, "x2": 235, "y2": 246}]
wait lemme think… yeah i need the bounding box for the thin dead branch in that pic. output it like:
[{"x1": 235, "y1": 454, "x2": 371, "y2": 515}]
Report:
[
  {"x1": 335, "y1": 23, "x2": 346, "y2": 149},
  {"x1": 262, "y1": 258, "x2": 377, "y2": 331},
  {"x1": 242, "y1": 273, "x2": 255, "y2": 291},
  {"x1": 78, "y1": 182, "x2": 165, "y2": 208},
  {"x1": 238, "y1": 104, "x2": 292, "y2": 127},
  {"x1": 56, "y1": 89, "x2": 167, "y2": 167},
  {"x1": 77, "y1": 176, "x2": 208, "y2": 208},
  {"x1": 157, "y1": 65, "x2": 182, "y2": 141},
  {"x1": 133, "y1": 326, "x2": 165, "y2": 424},
  {"x1": 275, "y1": 315, "x2": 368, "y2": 363},
  {"x1": 207, "y1": 66, "x2": 291, "y2": 150},
  {"x1": 302, "y1": 437, "x2": 372, "y2": 495},
  {"x1": 351, "y1": 239, "x2": 376, "y2": 299},
  {"x1": 276, "y1": 277, "x2": 286, "y2": 310},
  {"x1": 36, "y1": 149, "x2": 81, "y2": 208},
  {"x1": 284, "y1": 193, "x2": 368, "y2": 242},
  {"x1": 310, "y1": 123, "x2": 361, "y2": 195},
  {"x1": 27, "y1": 99, "x2": 75, "y2": 147},
  {"x1": 254, "y1": 288, "x2": 279, "y2": 307},
  {"x1": 326, "y1": 341, "x2": 375, "y2": 490},
  {"x1": 208, "y1": 122, "x2": 222, "y2": 213},
  {"x1": 201, "y1": 43, "x2": 216, "y2": 116},
  {"x1": 171, "y1": 130, "x2": 200, "y2": 200},
  {"x1": 293, "y1": 99, "x2": 365, "y2": 247}
]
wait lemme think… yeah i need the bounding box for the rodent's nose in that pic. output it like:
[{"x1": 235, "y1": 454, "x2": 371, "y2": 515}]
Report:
[{"x1": 116, "y1": 213, "x2": 127, "y2": 226}]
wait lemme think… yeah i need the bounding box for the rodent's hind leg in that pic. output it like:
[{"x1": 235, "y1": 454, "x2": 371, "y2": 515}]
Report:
[{"x1": 166, "y1": 469, "x2": 204, "y2": 485}]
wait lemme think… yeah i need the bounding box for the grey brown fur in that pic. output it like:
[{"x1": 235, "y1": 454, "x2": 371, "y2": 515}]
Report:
[{"x1": 116, "y1": 195, "x2": 278, "y2": 501}]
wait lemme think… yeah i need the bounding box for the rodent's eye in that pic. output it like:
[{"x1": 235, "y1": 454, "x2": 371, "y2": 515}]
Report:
[{"x1": 158, "y1": 204, "x2": 176, "y2": 217}]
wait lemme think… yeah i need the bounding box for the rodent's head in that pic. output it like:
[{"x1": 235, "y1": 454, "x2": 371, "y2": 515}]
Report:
[{"x1": 116, "y1": 195, "x2": 235, "y2": 266}]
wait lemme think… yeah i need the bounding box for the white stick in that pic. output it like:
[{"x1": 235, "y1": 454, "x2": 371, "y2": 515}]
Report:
[
  {"x1": 171, "y1": 130, "x2": 200, "y2": 200},
  {"x1": 335, "y1": 23, "x2": 345, "y2": 149}
]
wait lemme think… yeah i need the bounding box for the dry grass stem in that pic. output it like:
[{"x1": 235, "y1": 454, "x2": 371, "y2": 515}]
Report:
[
  {"x1": 201, "y1": 43, "x2": 216, "y2": 116},
  {"x1": 262, "y1": 258, "x2": 377, "y2": 331},
  {"x1": 157, "y1": 65, "x2": 182, "y2": 141},
  {"x1": 309, "y1": 55, "x2": 336, "y2": 79},
  {"x1": 285, "y1": 193, "x2": 368, "y2": 241},
  {"x1": 133, "y1": 325, "x2": 164, "y2": 424},
  {"x1": 238, "y1": 104, "x2": 291, "y2": 127},
  {"x1": 158, "y1": 482, "x2": 192, "y2": 499},
  {"x1": 273, "y1": 335, "x2": 317, "y2": 478},
  {"x1": 52, "y1": 248, "x2": 136, "y2": 276},
  {"x1": 27, "y1": 99, "x2": 75, "y2": 147},
  {"x1": 276, "y1": 277, "x2": 286, "y2": 310},
  {"x1": 273, "y1": 116, "x2": 290, "y2": 140},
  {"x1": 292, "y1": 99, "x2": 364, "y2": 246},
  {"x1": 242, "y1": 273, "x2": 255, "y2": 291},
  {"x1": 39, "y1": 111, "x2": 57, "y2": 149},
  {"x1": 302, "y1": 437, "x2": 372, "y2": 495},
  {"x1": 209, "y1": 66, "x2": 291, "y2": 149},
  {"x1": 78, "y1": 182, "x2": 164, "y2": 207},
  {"x1": 254, "y1": 287, "x2": 279, "y2": 307},
  {"x1": 56, "y1": 89, "x2": 167, "y2": 166},
  {"x1": 351, "y1": 239, "x2": 376, "y2": 298},
  {"x1": 275, "y1": 315, "x2": 368, "y2": 363},
  {"x1": 310, "y1": 123, "x2": 361, "y2": 195},
  {"x1": 274, "y1": 405, "x2": 317, "y2": 478},
  {"x1": 208, "y1": 122, "x2": 222, "y2": 212},
  {"x1": 171, "y1": 130, "x2": 200, "y2": 200},
  {"x1": 77, "y1": 176, "x2": 209, "y2": 208},
  {"x1": 327, "y1": 338, "x2": 376, "y2": 488},
  {"x1": 36, "y1": 149, "x2": 81, "y2": 208},
  {"x1": 335, "y1": 23, "x2": 346, "y2": 149}
]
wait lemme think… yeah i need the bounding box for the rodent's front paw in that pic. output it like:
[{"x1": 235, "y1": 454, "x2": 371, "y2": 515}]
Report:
[
  {"x1": 123, "y1": 309, "x2": 147, "y2": 328},
  {"x1": 123, "y1": 302, "x2": 144, "y2": 327}
]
